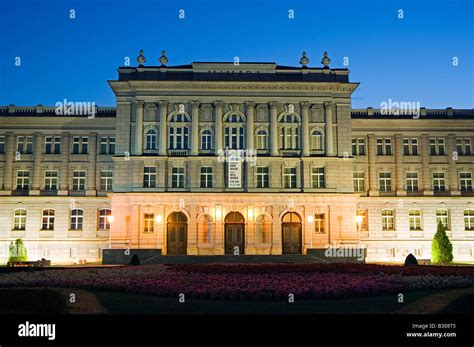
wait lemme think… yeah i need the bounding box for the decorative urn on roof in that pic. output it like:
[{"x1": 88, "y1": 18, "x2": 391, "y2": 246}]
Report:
[
  {"x1": 159, "y1": 50, "x2": 168, "y2": 66},
  {"x1": 136, "y1": 49, "x2": 146, "y2": 67},
  {"x1": 299, "y1": 51, "x2": 309, "y2": 67},
  {"x1": 321, "y1": 51, "x2": 331, "y2": 68}
]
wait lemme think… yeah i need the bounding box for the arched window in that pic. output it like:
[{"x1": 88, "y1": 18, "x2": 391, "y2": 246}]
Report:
[
  {"x1": 224, "y1": 113, "x2": 245, "y2": 150},
  {"x1": 256, "y1": 129, "x2": 268, "y2": 150},
  {"x1": 145, "y1": 128, "x2": 157, "y2": 150},
  {"x1": 98, "y1": 208, "x2": 112, "y2": 230},
  {"x1": 13, "y1": 209, "x2": 27, "y2": 230},
  {"x1": 256, "y1": 214, "x2": 271, "y2": 243},
  {"x1": 464, "y1": 209, "x2": 474, "y2": 231},
  {"x1": 42, "y1": 209, "x2": 55, "y2": 230},
  {"x1": 201, "y1": 129, "x2": 213, "y2": 150},
  {"x1": 310, "y1": 129, "x2": 323, "y2": 150},
  {"x1": 199, "y1": 214, "x2": 213, "y2": 243},
  {"x1": 71, "y1": 208, "x2": 84, "y2": 230},
  {"x1": 278, "y1": 113, "x2": 300, "y2": 150},
  {"x1": 168, "y1": 113, "x2": 191, "y2": 150}
]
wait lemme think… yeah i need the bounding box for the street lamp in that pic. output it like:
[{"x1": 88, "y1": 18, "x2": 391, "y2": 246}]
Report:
[
  {"x1": 355, "y1": 215, "x2": 363, "y2": 232},
  {"x1": 155, "y1": 215, "x2": 163, "y2": 223}
]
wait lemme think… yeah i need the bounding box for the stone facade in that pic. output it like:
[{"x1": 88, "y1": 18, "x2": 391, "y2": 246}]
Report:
[{"x1": 0, "y1": 61, "x2": 472, "y2": 264}]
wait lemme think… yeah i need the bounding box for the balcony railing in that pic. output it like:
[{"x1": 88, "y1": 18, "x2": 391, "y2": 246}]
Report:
[{"x1": 168, "y1": 149, "x2": 189, "y2": 157}]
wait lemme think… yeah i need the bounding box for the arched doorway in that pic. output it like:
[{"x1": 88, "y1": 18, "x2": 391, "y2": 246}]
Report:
[
  {"x1": 225, "y1": 212, "x2": 245, "y2": 255},
  {"x1": 167, "y1": 212, "x2": 187, "y2": 255},
  {"x1": 281, "y1": 212, "x2": 302, "y2": 254}
]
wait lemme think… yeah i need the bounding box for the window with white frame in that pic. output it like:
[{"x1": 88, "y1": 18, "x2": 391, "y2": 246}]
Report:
[
  {"x1": 256, "y1": 167, "x2": 269, "y2": 188},
  {"x1": 464, "y1": 210, "x2": 474, "y2": 231},
  {"x1": 200, "y1": 166, "x2": 213, "y2": 188},
  {"x1": 145, "y1": 129, "x2": 157, "y2": 150},
  {"x1": 17, "y1": 136, "x2": 33, "y2": 154},
  {"x1": 436, "y1": 209, "x2": 449, "y2": 229},
  {"x1": 201, "y1": 129, "x2": 212, "y2": 150},
  {"x1": 224, "y1": 113, "x2": 245, "y2": 150},
  {"x1": 311, "y1": 167, "x2": 325, "y2": 188},
  {"x1": 70, "y1": 208, "x2": 83, "y2": 230},
  {"x1": 433, "y1": 172, "x2": 446, "y2": 192},
  {"x1": 352, "y1": 138, "x2": 365, "y2": 155},
  {"x1": 283, "y1": 167, "x2": 297, "y2": 188},
  {"x1": 256, "y1": 129, "x2": 268, "y2": 150},
  {"x1": 353, "y1": 171, "x2": 365, "y2": 192},
  {"x1": 456, "y1": 138, "x2": 472, "y2": 156},
  {"x1": 381, "y1": 209, "x2": 394, "y2": 231},
  {"x1": 44, "y1": 171, "x2": 58, "y2": 191},
  {"x1": 459, "y1": 172, "x2": 472, "y2": 192},
  {"x1": 279, "y1": 112, "x2": 300, "y2": 150},
  {"x1": 98, "y1": 208, "x2": 111, "y2": 230},
  {"x1": 169, "y1": 114, "x2": 190, "y2": 150},
  {"x1": 403, "y1": 138, "x2": 419, "y2": 156},
  {"x1": 379, "y1": 172, "x2": 392, "y2": 192},
  {"x1": 72, "y1": 171, "x2": 86, "y2": 191},
  {"x1": 100, "y1": 136, "x2": 115, "y2": 154},
  {"x1": 172, "y1": 167, "x2": 185, "y2": 188},
  {"x1": 45, "y1": 136, "x2": 61, "y2": 154},
  {"x1": 405, "y1": 172, "x2": 419, "y2": 192},
  {"x1": 376, "y1": 138, "x2": 392, "y2": 155},
  {"x1": 143, "y1": 213, "x2": 154, "y2": 233},
  {"x1": 409, "y1": 209, "x2": 422, "y2": 231},
  {"x1": 13, "y1": 209, "x2": 27, "y2": 230},
  {"x1": 310, "y1": 130, "x2": 323, "y2": 151},
  {"x1": 16, "y1": 170, "x2": 30, "y2": 190},
  {"x1": 100, "y1": 170, "x2": 113, "y2": 191},
  {"x1": 72, "y1": 136, "x2": 88, "y2": 154},
  {"x1": 314, "y1": 213, "x2": 325, "y2": 233},
  {"x1": 42, "y1": 209, "x2": 55, "y2": 230},
  {"x1": 143, "y1": 166, "x2": 157, "y2": 188},
  {"x1": 429, "y1": 138, "x2": 445, "y2": 156}
]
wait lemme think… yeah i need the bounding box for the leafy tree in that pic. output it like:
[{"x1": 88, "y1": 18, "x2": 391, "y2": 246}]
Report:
[
  {"x1": 431, "y1": 221, "x2": 453, "y2": 264},
  {"x1": 8, "y1": 238, "x2": 28, "y2": 262}
]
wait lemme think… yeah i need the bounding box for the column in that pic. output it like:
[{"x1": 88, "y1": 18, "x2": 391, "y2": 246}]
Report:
[
  {"x1": 3, "y1": 132, "x2": 14, "y2": 192},
  {"x1": 394, "y1": 134, "x2": 404, "y2": 195},
  {"x1": 447, "y1": 134, "x2": 460, "y2": 195},
  {"x1": 324, "y1": 101, "x2": 334, "y2": 156},
  {"x1": 269, "y1": 102, "x2": 279, "y2": 156},
  {"x1": 30, "y1": 132, "x2": 43, "y2": 194},
  {"x1": 59, "y1": 132, "x2": 70, "y2": 195},
  {"x1": 214, "y1": 101, "x2": 223, "y2": 153},
  {"x1": 86, "y1": 133, "x2": 97, "y2": 195},
  {"x1": 246, "y1": 101, "x2": 255, "y2": 151},
  {"x1": 191, "y1": 101, "x2": 200, "y2": 155},
  {"x1": 246, "y1": 205, "x2": 256, "y2": 254},
  {"x1": 421, "y1": 134, "x2": 432, "y2": 195},
  {"x1": 367, "y1": 134, "x2": 378, "y2": 196},
  {"x1": 134, "y1": 101, "x2": 144, "y2": 155},
  {"x1": 301, "y1": 102, "x2": 310, "y2": 156},
  {"x1": 159, "y1": 101, "x2": 168, "y2": 156}
]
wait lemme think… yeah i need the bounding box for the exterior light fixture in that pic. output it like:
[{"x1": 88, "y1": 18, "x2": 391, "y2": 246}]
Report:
[
  {"x1": 307, "y1": 215, "x2": 314, "y2": 224},
  {"x1": 215, "y1": 204, "x2": 222, "y2": 221},
  {"x1": 247, "y1": 205, "x2": 254, "y2": 221},
  {"x1": 155, "y1": 215, "x2": 163, "y2": 223},
  {"x1": 107, "y1": 215, "x2": 114, "y2": 223}
]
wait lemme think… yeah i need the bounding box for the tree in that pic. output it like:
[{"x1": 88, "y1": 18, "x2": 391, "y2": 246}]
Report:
[
  {"x1": 431, "y1": 221, "x2": 453, "y2": 264},
  {"x1": 8, "y1": 238, "x2": 28, "y2": 263}
]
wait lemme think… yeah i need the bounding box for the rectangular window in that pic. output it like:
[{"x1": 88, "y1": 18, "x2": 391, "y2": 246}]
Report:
[
  {"x1": 45, "y1": 136, "x2": 61, "y2": 154},
  {"x1": 42, "y1": 209, "x2": 55, "y2": 230},
  {"x1": 70, "y1": 209, "x2": 83, "y2": 230},
  {"x1": 283, "y1": 167, "x2": 297, "y2": 188},
  {"x1": 464, "y1": 210, "x2": 474, "y2": 231},
  {"x1": 13, "y1": 209, "x2": 27, "y2": 230},
  {"x1": 403, "y1": 138, "x2": 418, "y2": 156},
  {"x1": 405, "y1": 172, "x2": 419, "y2": 192},
  {"x1": 376, "y1": 138, "x2": 392, "y2": 155},
  {"x1": 17, "y1": 136, "x2": 33, "y2": 154},
  {"x1": 353, "y1": 172, "x2": 365, "y2": 192},
  {"x1": 436, "y1": 209, "x2": 449, "y2": 230},
  {"x1": 81, "y1": 137, "x2": 88, "y2": 154},
  {"x1": 376, "y1": 138, "x2": 383, "y2": 155},
  {"x1": 200, "y1": 166, "x2": 213, "y2": 188},
  {"x1": 430, "y1": 138, "x2": 445, "y2": 156},
  {"x1": 379, "y1": 172, "x2": 392, "y2": 192},
  {"x1": 433, "y1": 172, "x2": 446, "y2": 192},
  {"x1": 44, "y1": 171, "x2": 58, "y2": 191},
  {"x1": 172, "y1": 167, "x2": 185, "y2": 188},
  {"x1": 72, "y1": 171, "x2": 86, "y2": 191},
  {"x1": 100, "y1": 170, "x2": 113, "y2": 191},
  {"x1": 144, "y1": 213, "x2": 154, "y2": 233},
  {"x1": 143, "y1": 166, "x2": 157, "y2": 188},
  {"x1": 409, "y1": 210, "x2": 422, "y2": 231},
  {"x1": 459, "y1": 172, "x2": 472, "y2": 192},
  {"x1": 384, "y1": 138, "x2": 392, "y2": 155},
  {"x1": 356, "y1": 209, "x2": 368, "y2": 231},
  {"x1": 0, "y1": 136, "x2": 5, "y2": 154},
  {"x1": 16, "y1": 170, "x2": 30, "y2": 190},
  {"x1": 109, "y1": 137, "x2": 115, "y2": 154},
  {"x1": 314, "y1": 213, "x2": 325, "y2": 233},
  {"x1": 256, "y1": 167, "x2": 269, "y2": 188},
  {"x1": 72, "y1": 137, "x2": 80, "y2": 154},
  {"x1": 100, "y1": 137, "x2": 108, "y2": 154},
  {"x1": 381, "y1": 209, "x2": 394, "y2": 231},
  {"x1": 311, "y1": 167, "x2": 325, "y2": 188}
]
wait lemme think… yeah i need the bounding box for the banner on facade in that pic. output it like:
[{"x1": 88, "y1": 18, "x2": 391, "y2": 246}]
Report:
[{"x1": 227, "y1": 150, "x2": 242, "y2": 188}]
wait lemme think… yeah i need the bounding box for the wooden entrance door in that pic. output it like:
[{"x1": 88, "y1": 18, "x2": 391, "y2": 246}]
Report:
[
  {"x1": 225, "y1": 212, "x2": 245, "y2": 255},
  {"x1": 167, "y1": 212, "x2": 187, "y2": 255},
  {"x1": 281, "y1": 212, "x2": 302, "y2": 254}
]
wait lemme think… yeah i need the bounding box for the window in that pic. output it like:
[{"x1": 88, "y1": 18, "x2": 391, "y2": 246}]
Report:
[
  {"x1": 464, "y1": 210, "x2": 474, "y2": 231},
  {"x1": 42, "y1": 209, "x2": 55, "y2": 230},
  {"x1": 100, "y1": 137, "x2": 115, "y2": 154},
  {"x1": 17, "y1": 136, "x2": 33, "y2": 154},
  {"x1": 356, "y1": 209, "x2": 368, "y2": 231},
  {"x1": 283, "y1": 167, "x2": 297, "y2": 188},
  {"x1": 279, "y1": 112, "x2": 300, "y2": 150},
  {"x1": 72, "y1": 136, "x2": 88, "y2": 154},
  {"x1": 459, "y1": 172, "x2": 472, "y2": 192},
  {"x1": 146, "y1": 129, "x2": 157, "y2": 150},
  {"x1": 256, "y1": 167, "x2": 269, "y2": 188},
  {"x1": 430, "y1": 138, "x2": 445, "y2": 155},
  {"x1": 144, "y1": 213, "x2": 154, "y2": 233},
  {"x1": 314, "y1": 213, "x2": 325, "y2": 233},
  {"x1": 376, "y1": 138, "x2": 392, "y2": 155},
  {"x1": 45, "y1": 136, "x2": 61, "y2": 154},
  {"x1": 456, "y1": 138, "x2": 472, "y2": 156},
  {"x1": 200, "y1": 167, "x2": 213, "y2": 188},
  {"x1": 353, "y1": 172, "x2": 365, "y2": 192},
  {"x1": 256, "y1": 215, "x2": 271, "y2": 243},
  {"x1": 381, "y1": 209, "x2": 394, "y2": 231},
  {"x1": 0, "y1": 136, "x2": 5, "y2": 153},
  {"x1": 433, "y1": 172, "x2": 446, "y2": 192},
  {"x1": 16, "y1": 170, "x2": 29, "y2": 190},
  {"x1": 172, "y1": 167, "x2": 185, "y2": 188},
  {"x1": 72, "y1": 171, "x2": 86, "y2": 191},
  {"x1": 311, "y1": 167, "x2": 325, "y2": 188},
  {"x1": 44, "y1": 171, "x2": 58, "y2": 191},
  {"x1": 224, "y1": 120, "x2": 245, "y2": 150},
  {"x1": 13, "y1": 209, "x2": 27, "y2": 230},
  {"x1": 98, "y1": 208, "x2": 111, "y2": 230},
  {"x1": 409, "y1": 210, "x2": 422, "y2": 231},
  {"x1": 70, "y1": 209, "x2": 83, "y2": 230},
  {"x1": 405, "y1": 172, "x2": 419, "y2": 192},
  {"x1": 436, "y1": 209, "x2": 449, "y2": 229},
  {"x1": 169, "y1": 113, "x2": 190, "y2": 150},
  {"x1": 379, "y1": 172, "x2": 392, "y2": 192},
  {"x1": 403, "y1": 138, "x2": 418, "y2": 156},
  {"x1": 100, "y1": 170, "x2": 113, "y2": 191},
  {"x1": 352, "y1": 138, "x2": 365, "y2": 155},
  {"x1": 256, "y1": 129, "x2": 268, "y2": 150},
  {"x1": 311, "y1": 130, "x2": 323, "y2": 150},
  {"x1": 201, "y1": 129, "x2": 212, "y2": 150},
  {"x1": 143, "y1": 166, "x2": 157, "y2": 188},
  {"x1": 109, "y1": 137, "x2": 115, "y2": 154}
]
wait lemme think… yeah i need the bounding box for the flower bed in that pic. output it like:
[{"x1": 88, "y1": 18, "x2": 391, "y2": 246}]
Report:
[{"x1": 0, "y1": 264, "x2": 471, "y2": 301}]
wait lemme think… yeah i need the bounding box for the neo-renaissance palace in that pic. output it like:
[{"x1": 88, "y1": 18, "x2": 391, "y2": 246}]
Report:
[{"x1": 1, "y1": 52, "x2": 473, "y2": 264}]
